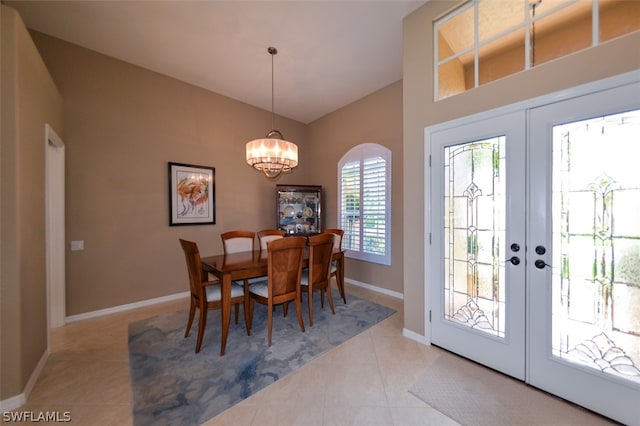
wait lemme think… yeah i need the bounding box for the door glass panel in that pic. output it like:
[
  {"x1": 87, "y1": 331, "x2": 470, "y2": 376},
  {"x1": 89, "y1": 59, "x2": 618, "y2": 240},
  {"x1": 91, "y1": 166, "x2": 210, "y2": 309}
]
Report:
[
  {"x1": 552, "y1": 109, "x2": 640, "y2": 385},
  {"x1": 443, "y1": 137, "x2": 506, "y2": 338}
]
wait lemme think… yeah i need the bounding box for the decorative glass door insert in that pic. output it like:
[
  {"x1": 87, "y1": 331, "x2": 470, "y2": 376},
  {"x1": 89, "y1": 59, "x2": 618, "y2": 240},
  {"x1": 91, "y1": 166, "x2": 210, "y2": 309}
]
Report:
[
  {"x1": 444, "y1": 137, "x2": 506, "y2": 338},
  {"x1": 551, "y1": 110, "x2": 640, "y2": 384}
]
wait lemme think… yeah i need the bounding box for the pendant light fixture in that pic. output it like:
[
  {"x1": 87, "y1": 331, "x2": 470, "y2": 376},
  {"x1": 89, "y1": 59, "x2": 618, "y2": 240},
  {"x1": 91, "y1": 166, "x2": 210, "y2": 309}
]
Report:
[{"x1": 246, "y1": 46, "x2": 298, "y2": 180}]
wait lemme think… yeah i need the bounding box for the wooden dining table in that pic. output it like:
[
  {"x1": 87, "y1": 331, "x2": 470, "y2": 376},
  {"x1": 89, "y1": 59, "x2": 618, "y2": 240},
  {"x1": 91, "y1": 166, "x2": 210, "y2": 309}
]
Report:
[{"x1": 200, "y1": 247, "x2": 345, "y2": 356}]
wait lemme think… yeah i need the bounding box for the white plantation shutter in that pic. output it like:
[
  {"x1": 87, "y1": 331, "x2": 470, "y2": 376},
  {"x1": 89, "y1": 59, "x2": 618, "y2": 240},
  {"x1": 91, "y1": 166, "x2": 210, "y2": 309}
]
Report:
[
  {"x1": 340, "y1": 161, "x2": 360, "y2": 251},
  {"x1": 338, "y1": 143, "x2": 391, "y2": 265}
]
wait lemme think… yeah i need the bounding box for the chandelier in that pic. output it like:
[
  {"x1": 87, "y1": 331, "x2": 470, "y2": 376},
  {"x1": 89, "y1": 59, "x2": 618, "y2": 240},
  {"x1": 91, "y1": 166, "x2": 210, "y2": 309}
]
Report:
[{"x1": 246, "y1": 47, "x2": 299, "y2": 180}]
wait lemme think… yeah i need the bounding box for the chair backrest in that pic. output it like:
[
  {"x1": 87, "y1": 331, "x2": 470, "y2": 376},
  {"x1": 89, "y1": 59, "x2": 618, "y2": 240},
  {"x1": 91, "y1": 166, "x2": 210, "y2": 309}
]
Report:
[
  {"x1": 221, "y1": 230, "x2": 255, "y2": 254},
  {"x1": 179, "y1": 239, "x2": 203, "y2": 298},
  {"x1": 323, "y1": 228, "x2": 344, "y2": 251},
  {"x1": 257, "y1": 229, "x2": 286, "y2": 250},
  {"x1": 306, "y1": 233, "x2": 335, "y2": 288},
  {"x1": 266, "y1": 236, "x2": 306, "y2": 301}
]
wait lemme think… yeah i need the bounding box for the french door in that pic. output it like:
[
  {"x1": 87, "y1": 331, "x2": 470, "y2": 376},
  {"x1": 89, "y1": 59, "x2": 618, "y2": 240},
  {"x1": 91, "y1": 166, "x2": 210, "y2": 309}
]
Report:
[
  {"x1": 430, "y1": 110, "x2": 527, "y2": 380},
  {"x1": 429, "y1": 78, "x2": 640, "y2": 424}
]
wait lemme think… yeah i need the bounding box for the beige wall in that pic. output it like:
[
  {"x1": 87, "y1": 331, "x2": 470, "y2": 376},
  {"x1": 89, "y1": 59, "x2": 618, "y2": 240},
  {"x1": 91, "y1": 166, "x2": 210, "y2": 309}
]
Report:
[
  {"x1": 29, "y1": 32, "x2": 309, "y2": 316},
  {"x1": 307, "y1": 81, "x2": 404, "y2": 295},
  {"x1": 30, "y1": 30, "x2": 407, "y2": 316},
  {"x1": 402, "y1": 0, "x2": 640, "y2": 336},
  {"x1": 0, "y1": 5, "x2": 63, "y2": 400}
]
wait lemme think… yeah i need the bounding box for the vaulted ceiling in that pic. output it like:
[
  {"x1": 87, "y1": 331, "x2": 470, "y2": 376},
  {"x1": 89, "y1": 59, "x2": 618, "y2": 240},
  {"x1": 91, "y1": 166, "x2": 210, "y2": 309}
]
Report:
[{"x1": 7, "y1": 0, "x2": 425, "y2": 124}]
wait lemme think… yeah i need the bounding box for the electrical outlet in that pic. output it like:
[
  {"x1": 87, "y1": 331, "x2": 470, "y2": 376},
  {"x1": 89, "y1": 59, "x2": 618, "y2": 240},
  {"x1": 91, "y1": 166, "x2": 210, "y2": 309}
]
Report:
[{"x1": 70, "y1": 240, "x2": 84, "y2": 251}]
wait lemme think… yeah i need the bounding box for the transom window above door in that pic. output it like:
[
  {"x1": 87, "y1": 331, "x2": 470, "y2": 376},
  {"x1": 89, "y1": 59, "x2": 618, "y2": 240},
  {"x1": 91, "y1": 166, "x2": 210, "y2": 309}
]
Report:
[{"x1": 434, "y1": 0, "x2": 640, "y2": 100}]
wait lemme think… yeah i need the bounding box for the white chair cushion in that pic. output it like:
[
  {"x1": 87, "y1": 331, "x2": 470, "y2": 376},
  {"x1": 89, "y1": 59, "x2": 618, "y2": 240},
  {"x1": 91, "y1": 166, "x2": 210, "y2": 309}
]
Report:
[
  {"x1": 300, "y1": 269, "x2": 310, "y2": 286},
  {"x1": 259, "y1": 235, "x2": 282, "y2": 250},
  {"x1": 224, "y1": 239, "x2": 252, "y2": 254},
  {"x1": 248, "y1": 280, "x2": 269, "y2": 298},
  {"x1": 330, "y1": 260, "x2": 338, "y2": 274},
  {"x1": 205, "y1": 283, "x2": 244, "y2": 302},
  {"x1": 247, "y1": 276, "x2": 266, "y2": 285}
]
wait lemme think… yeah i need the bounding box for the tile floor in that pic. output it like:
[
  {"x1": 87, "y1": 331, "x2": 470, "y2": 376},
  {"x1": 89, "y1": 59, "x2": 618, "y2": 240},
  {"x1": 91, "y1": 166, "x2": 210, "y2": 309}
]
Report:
[{"x1": 10, "y1": 284, "x2": 614, "y2": 425}]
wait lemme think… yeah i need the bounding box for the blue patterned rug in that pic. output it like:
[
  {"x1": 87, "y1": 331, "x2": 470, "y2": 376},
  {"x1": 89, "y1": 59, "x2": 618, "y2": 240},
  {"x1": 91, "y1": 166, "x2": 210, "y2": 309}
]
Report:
[{"x1": 128, "y1": 293, "x2": 395, "y2": 425}]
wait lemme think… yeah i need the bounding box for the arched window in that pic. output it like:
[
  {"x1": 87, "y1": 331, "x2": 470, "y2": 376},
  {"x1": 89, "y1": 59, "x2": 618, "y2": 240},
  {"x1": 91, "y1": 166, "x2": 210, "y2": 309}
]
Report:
[{"x1": 338, "y1": 143, "x2": 391, "y2": 265}]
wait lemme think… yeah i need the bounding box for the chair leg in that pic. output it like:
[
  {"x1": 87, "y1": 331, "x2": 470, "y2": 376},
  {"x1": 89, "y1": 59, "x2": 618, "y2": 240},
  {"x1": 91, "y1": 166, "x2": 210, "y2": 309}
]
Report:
[
  {"x1": 248, "y1": 298, "x2": 254, "y2": 331},
  {"x1": 320, "y1": 288, "x2": 325, "y2": 308},
  {"x1": 307, "y1": 287, "x2": 314, "y2": 326},
  {"x1": 195, "y1": 305, "x2": 208, "y2": 353},
  {"x1": 326, "y1": 284, "x2": 336, "y2": 315},
  {"x1": 243, "y1": 293, "x2": 251, "y2": 336},
  {"x1": 234, "y1": 303, "x2": 239, "y2": 324},
  {"x1": 295, "y1": 293, "x2": 306, "y2": 333},
  {"x1": 282, "y1": 301, "x2": 289, "y2": 317},
  {"x1": 185, "y1": 297, "x2": 196, "y2": 337},
  {"x1": 267, "y1": 302, "x2": 273, "y2": 347},
  {"x1": 334, "y1": 273, "x2": 347, "y2": 304}
]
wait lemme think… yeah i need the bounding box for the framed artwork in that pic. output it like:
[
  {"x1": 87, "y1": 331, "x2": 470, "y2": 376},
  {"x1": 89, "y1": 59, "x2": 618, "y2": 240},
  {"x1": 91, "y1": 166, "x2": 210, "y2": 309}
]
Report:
[{"x1": 168, "y1": 162, "x2": 215, "y2": 226}]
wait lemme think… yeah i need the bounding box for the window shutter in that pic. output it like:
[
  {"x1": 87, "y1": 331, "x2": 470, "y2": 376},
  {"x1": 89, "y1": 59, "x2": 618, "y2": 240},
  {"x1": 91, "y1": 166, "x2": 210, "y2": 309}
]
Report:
[
  {"x1": 362, "y1": 157, "x2": 386, "y2": 255},
  {"x1": 340, "y1": 161, "x2": 360, "y2": 251},
  {"x1": 337, "y1": 143, "x2": 391, "y2": 265}
]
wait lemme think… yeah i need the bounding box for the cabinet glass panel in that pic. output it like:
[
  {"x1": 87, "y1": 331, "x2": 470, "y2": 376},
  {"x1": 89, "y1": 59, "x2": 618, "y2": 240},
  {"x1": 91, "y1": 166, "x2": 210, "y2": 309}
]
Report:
[{"x1": 276, "y1": 185, "x2": 322, "y2": 235}]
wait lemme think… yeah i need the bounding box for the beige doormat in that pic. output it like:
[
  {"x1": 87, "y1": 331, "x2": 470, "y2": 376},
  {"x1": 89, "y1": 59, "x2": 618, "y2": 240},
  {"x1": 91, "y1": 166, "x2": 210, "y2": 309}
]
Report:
[{"x1": 409, "y1": 352, "x2": 615, "y2": 426}]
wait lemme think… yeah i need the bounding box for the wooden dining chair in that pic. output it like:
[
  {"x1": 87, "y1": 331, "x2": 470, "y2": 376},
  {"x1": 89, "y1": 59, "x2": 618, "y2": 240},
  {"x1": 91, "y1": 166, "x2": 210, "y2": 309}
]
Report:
[
  {"x1": 257, "y1": 229, "x2": 286, "y2": 250},
  {"x1": 300, "y1": 233, "x2": 336, "y2": 326},
  {"x1": 324, "y1": 228, "x2": 346, "y2": 303},
  {"x1": 179, "y1": 239, "x2": 250, "y2": 353},
  {"x1": 247, "y1": 236, "x2": 307, "y2": 346},
  {"x1": 220, "y1": 230, "x2": 256, "y2": 322},
  {"x1": 221, "y1": 230, "x2": 255, "y2": 254}
]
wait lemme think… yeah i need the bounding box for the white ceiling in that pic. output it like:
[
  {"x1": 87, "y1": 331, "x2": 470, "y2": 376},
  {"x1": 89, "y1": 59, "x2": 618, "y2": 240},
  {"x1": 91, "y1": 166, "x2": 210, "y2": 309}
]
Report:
[{"x1": 7, "y1": 0, "x2": 425, "y2": 124}]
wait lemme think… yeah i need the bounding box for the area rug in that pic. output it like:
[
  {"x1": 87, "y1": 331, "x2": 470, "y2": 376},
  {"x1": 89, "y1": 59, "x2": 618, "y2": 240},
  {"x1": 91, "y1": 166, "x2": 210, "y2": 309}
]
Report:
[
  {"x1": 128, "y1": 294, "x2": 395, "y2": 426},
  {"x1": 409, "y1": 353, "x2": 612, "y2": 426}
]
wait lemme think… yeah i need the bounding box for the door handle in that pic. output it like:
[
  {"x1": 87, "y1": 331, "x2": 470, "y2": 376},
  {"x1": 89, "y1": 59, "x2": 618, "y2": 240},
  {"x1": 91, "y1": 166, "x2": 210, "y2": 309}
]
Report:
[
  {"x1": 507, "y1": 256, "x2": 520, "y2": 266},
  {"x1": 510, "y1": 243, "x2": 521, "y2": 252},
  {"x1": 535, "y1": 245, "x2": 546, "y2": 255},
  {"x1": 534, "y1": 259, "x2": 550, "y2": 269}
]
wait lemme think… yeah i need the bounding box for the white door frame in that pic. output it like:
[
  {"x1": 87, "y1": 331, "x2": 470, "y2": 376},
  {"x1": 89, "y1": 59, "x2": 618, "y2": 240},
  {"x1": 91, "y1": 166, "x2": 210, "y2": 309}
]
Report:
[{"x1": 45, "y1": 124, "x2": 65, "y2": 333}]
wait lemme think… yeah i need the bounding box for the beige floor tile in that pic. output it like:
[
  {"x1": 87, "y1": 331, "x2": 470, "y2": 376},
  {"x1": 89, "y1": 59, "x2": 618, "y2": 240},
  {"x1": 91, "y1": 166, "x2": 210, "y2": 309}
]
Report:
[
  {"x1": 323, "y1": 363, "x2": 388, "y2": 407},
  {"x1": 9, "y1": 285, "x2": 618, "y2": 426},
  {"x1": 390, "y1": 406, "x2": 461, "y2": 426},
  {"x1": 377, "y1": 362, "x2": 433, "y2": 408},
  {"x1": 27, "y1": 359, "x2": 130, "y2": 405},
  {"x1": 372, "y1": 335, "x2": 435, "y2": 366},
  {"x1": 203, "y1": 404, "x2": 257, "y2": 426},
  {"x1": 322, "y1": 406, "x2": 395, "y2": 426},
  {"x1": 315, "y1": 332, "x2": 377, "y2": 366},
  {"x1": 249, "y1": 404, "x2": 324, "y2": 426},
  {"x1": 369, "y1": 313, "x2": 404, "y2": 337}
]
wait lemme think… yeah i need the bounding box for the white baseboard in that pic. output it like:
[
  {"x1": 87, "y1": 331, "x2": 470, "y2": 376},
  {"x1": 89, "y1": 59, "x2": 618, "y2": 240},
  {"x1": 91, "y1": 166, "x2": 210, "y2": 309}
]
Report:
[
  {"x1": 344, "y1": 278, "x2": 404, "y2": 300},
  {"x1": 403, "y1": 327, "x2": 430, "y2": 346},
  {"x1": 0, "y1": 348, "x2": 49, "y2": 411},
  {"x1": 65, "y1": 291, "x2": 190, "y2": 323},
  {"x1": 345, "y1": 279, "x2": 428, "y2": 346}
]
